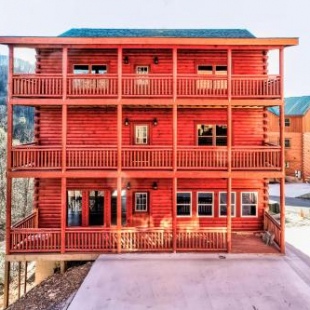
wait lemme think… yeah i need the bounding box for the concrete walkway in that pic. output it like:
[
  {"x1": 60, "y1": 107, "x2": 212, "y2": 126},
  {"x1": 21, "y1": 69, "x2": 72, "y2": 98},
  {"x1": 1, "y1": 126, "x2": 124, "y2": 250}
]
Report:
[{"x1": 68, "y1": 250, "x2": 310, "y2": 310}]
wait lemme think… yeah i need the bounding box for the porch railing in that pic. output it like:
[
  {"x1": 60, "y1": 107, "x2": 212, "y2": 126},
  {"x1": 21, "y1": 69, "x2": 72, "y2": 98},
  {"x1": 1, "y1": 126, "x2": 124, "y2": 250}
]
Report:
[
  {"x1": 12, "y1": 210, "x2": 38, "y2": 229},
  {"x1": 13, "y1": 74, "x2": 62, "y2": 97},
  {"x1": 264, "y1": 212, "x2": 281, "y2": 247},
  {"x1": 12, "y1": 74, "x2": 281, "y2": 99},
  {"x1": 10, "y1": 229, "x2": 61, "y2": 253},
  {"x1": 67, "y1": 74, "x2": 118, "y2": 97},
  {"x1": 176, "y1": 228, "x2": 227, "y2": 251},
  {"x1": 122, "y1": 147, "x2": 173, "y2": 169},
  {"x1": 9, "y1": 227, "x2": 226, "y2": 253},
  {"x1": 232, "y1": 146, "x2": 281, "y2": 170},
  {"x1": 67, "y1": 146, "x2": 118, "y2": 169},
  {"x1": 177, "y1": 147, "x2": 228, "y2": 169}
]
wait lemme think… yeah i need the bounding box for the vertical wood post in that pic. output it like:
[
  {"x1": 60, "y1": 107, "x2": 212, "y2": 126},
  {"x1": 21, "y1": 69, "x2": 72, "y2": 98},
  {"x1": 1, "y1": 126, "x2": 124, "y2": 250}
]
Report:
[
  {"x1": 62, "y1": 47, "x2": 68, "y2": 172},
  {"x1": 62, "y1": 46, "x2": 68, "y2": 100},
  {"x1": 17, "y1": 262, "x2": 21, "y2": 299},
  {"x1": 227, "y1": 48, "x2": 232, "y2": 101},
  {"x1": 7, "y1": 45, "x2": 13, "y2": 171},
  {"x1": 3, "y1": 261, "x2": 10, "y2": 309},
  {"x1": 172, "y1": 177, "x2": 177, "y2": 252},
  {"x1": 118, "y1": 47, "x2": 123, "y2": 100},
  {"x1": 227, "y1": 178, "x2": 232, "y2": 252},
  {"x1": 6, "y1": 177, "x2": 12, "y2": 255},
  {"x1": 173, "y1": 48, "x2": 177, "y2": 101},
  {"x1": 279, "y1": 48, "x2": 286, "y2": 254},
  {"x1": 117, "y1": 176, "x2": 122, "y2": 253},
  {"x1": 61, "y1": 177, "x2": 66, "y2": 253},
  {"x1": 23, "y1": 261, "x2": 28, "y2": 295}
]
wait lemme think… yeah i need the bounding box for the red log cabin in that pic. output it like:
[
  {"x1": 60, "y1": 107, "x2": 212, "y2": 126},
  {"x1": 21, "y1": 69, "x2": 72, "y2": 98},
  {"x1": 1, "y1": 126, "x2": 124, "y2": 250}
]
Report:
[{"x1": 0, "y1": 29, "x2": 298, "y2": 263}]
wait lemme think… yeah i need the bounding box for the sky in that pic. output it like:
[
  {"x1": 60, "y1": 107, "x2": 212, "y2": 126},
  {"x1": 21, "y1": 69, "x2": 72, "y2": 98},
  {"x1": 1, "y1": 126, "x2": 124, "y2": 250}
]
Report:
[{"x1": 0, "y1": 0, "x2": 308, "y2": 97}]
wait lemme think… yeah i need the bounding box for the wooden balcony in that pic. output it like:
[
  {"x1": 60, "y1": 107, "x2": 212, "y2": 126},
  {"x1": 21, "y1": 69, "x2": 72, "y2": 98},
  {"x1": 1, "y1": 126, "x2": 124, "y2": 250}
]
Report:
[
  {"x1": 11, "y1": 145, "x2": 281, "y2": 171},
  {"x1": 12, "y1": 74, "x2": 281, "y2": 100},
  {"x1": 9, "y1": 227, "x2": 227, "y2": 254}
]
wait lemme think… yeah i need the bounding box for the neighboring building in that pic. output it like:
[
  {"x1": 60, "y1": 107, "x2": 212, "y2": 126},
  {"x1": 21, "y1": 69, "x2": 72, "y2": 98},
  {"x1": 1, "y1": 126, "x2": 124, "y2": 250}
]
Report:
[
  {"x1": 0, "y1": 29, "x2": 298, "y2": 305},
  {"x1": 268, "y1": 96, "x2": 310, "y2": 181}
]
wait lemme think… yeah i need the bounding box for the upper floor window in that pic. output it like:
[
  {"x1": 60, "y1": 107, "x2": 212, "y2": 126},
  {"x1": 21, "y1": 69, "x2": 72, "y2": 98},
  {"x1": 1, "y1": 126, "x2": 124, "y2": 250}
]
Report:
[
  {"x1": 219, "y1": 192, "x2": 236, "y2": 217},
  {"x1": 135, "y1": 66, "x2": 149, "y2": 86},
  {"x1": 285, "y1": 118, "x2": 291, "y2": 127},
  {"x1": 135, "y1": 124, "x2": 149, "y2": 145},
  {"x1": 197, "y1": 192, "x2": 214, "y2": 217},
  {"x1": 197, "y1": 65, "x2": 227, "y2": 90},
  {"x1": 197, "y1": 124, "x2": 227, "y2": 146},
  {"x1": 285, "y1": 138, "x2": 291, "y2": 148},
  {"x1": 135, "y1": 192, "x2": 148, "y2": 212},
  {"x1": 241, "y1": 192, "x2": 258, "y2": 217},
  {"x1": 177, "y1": 192, "x2": 191, "y2": 217},
  {"x1": 73, "y1": 64, "x2": 107, "y2": 74}
]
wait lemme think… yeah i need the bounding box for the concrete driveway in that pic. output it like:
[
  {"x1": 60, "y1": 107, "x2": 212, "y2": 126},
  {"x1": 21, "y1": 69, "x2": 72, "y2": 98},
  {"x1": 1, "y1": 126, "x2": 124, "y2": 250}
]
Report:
[{"x1": 68, "y1": 250, "x2": 310, "y2": 310}]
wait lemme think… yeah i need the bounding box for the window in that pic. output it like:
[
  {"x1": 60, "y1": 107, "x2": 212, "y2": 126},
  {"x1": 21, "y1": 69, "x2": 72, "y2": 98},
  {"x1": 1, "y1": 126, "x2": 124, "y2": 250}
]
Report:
[
  {"x1": 89, "y1": 191, "x2": 104, "y2": 226},
  {"x1": 285, "y1": 118, "x2": 290, "y2": 127},
  {"x1": 285, "y1": 161, "x2": 290, "y2": 168},
  {"x1": 177, "y1": 192, "x2": 191, "y2": 216},
  {"x1": 135, "y1": 124, "x2": 149, "y2": 145},
  {"x1": 241, "y1": 192, "x2": 258, "y2": 217},
  {"x1": 67, "y1": 190, "x2": 82, "y2": 226},
  {"x1": 197, "y1": 192, "x2": 214, "y2": 217},
  {"x1": 219, "y1": 192, "x2": 236, "y2": 217},
  {"x1": 197, "y1": 64, "x2": 227, "y2": 90},
  {"x1": 135, "y1": 192, "x2": 148, "y2": 212},
  {"x1": 73, "y1": 64, "x2": 107, "y2": 74},
  {"x1": 285, "y1": 138, "x2": 291, "y2": 148},
  {"x1": 136, "y1": 66, "x2": 149, "y2": 86},
  {"x1": 197, "y1": 124, "x2": 227, "y2": 146}
]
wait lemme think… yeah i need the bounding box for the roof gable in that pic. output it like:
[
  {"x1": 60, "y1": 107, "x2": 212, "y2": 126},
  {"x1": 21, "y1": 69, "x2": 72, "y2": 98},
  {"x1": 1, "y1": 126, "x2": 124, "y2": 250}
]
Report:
[{"x1": 59, "y1": 28, "x2": 255, "y2": 38}]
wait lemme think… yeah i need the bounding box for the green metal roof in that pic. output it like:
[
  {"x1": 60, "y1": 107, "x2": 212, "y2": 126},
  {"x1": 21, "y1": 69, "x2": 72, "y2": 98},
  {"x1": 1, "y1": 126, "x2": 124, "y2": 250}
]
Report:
[
  {"x1": 59, "y1": 28, "x2": 255, "y2": 38},
  {"x1": 269, "y1": 96, "x2": 310, "y2": 116}
]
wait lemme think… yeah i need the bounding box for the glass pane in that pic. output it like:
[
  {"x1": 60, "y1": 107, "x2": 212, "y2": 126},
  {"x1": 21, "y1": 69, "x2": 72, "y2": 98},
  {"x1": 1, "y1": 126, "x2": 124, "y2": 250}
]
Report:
[
  {"x1": 135, "y1": 193, "x2": 147, "y2": 211},
  {"x1": 216, "y1": 137, "x2": 227, "y2": 146},
  {"x1": 216, "y1": 125, "x2": 227, "y2": 136},
  {"x1": 135, "y1": 125, "x2": 148, "y2": 144},
  {"x1": 215, "y1": 65, "x2": 227, "y2": 75},
  {"x1": 136, "y1": 66, "x2": 149, "y2": 74},
  {"x1": 242, "y1": 193, "x2": 257, "y2": 204},
  {"x1": 197, "y1": 124, "x2": 213, "y2": 136},
  {"x1": 198, "y1": 65, "x2": 213, "y2": 74},
  {"x1": 89, "y1": 191, "x2": 104, "y2": 226},
  {"x1": 73, "y1": 65, "x2": 89, "y2": 74},
  {"x1": 198, "y1": 193, "x2": 213, "y2": 204},
  {"x1": 91, "y1": 65, "x2": 107, "y2": 74},
  {"x1": 177, "y1": 193, "x2": 191, "y2": 204},
  {"x1": 220, "y1": 205, "x2": 235, "y2": 216},
  {"x1": 177, "y1": 205, "x2": 191, "y2": 216},
  {"x1": 198, "y1": 205, "x2": 213, "y2": 216},
  {"x1": 67, "y1": 190, "x2": 82, "y2": 226},
  {"x1": 220, "y1": 193, "x2": 235, "y2": 204},
  {"x1": 242, "y1": 205, "x2": 257, "y2": 216}
]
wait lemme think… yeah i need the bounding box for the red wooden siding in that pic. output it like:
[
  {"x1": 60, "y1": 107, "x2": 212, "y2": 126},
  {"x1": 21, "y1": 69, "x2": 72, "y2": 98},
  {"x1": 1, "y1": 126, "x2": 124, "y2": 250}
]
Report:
[{"x1": 303, "y1": 133, "x2": 310, "y2": 180}]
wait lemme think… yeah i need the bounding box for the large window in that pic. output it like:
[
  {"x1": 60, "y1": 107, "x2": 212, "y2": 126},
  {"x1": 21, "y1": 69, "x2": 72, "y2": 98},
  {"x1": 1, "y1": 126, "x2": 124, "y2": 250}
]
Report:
[
  {"x1": 197, "y1": 192, "x2": 214, "y2": 217},
  {"x1": 197, "y1": 65, "x2": 227, "y2": 90},
  {"x1": 241, "y1": 192, "x2": 258, "y2": 217},
  {"x1": 135, "y1": 192, "x2": 148, "y2": 212},
  {"x1": 219, "y1": 192, "x2": 236, "y2": 217},
  {"x1": 135, "y1": 124, "x2": 149, "y2": 145},
  {"x1": 89, "y1": 191, "x2": 104, "y2": 226},
  {"x1": 67, "y1": 190, "x2": 82, "y2": 226},
  {"x1": 177, "y1": 192, "x2": 191, "y2": 216},
  {"x1": 197, "y1": 124, "x2": 227, "y2": 146}
]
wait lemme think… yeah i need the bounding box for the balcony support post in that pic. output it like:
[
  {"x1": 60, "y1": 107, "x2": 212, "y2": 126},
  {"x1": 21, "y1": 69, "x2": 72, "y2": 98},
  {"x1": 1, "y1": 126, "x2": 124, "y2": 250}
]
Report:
[
  {"x1": 173, "y1": 48, "x2": 177, "y2": 101},
  {"x1": 227, "y1": 177, "x2": 232, "y2": 253},
  {"x1": 172, "y1": 177, "x2": 177, "y2": 252},
  {"x1": 279, "y1": 47, "x2": 285, "y2": 254},
  {"x1": 227, "y1": 48, "x2": 232, "y2": 101},
  {"x1": 3, "y1": 261, "x2": 11, "y2": 309},
  {"x1": 61, "y1": 177, "x2": 66, "y2": 254},
  {"x1": 118, "y1": 47, "x2": 122, "y2": 100},
  {"x1": 62, "y1": 47, "x2": 68, "y2": 100}
]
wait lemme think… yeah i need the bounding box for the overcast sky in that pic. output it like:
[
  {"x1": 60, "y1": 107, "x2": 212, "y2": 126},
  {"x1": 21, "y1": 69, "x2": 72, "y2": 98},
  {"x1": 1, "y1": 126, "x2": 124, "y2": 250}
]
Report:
[{"x1": 0, "y1": 0, "x2": 308, "y2": 96}]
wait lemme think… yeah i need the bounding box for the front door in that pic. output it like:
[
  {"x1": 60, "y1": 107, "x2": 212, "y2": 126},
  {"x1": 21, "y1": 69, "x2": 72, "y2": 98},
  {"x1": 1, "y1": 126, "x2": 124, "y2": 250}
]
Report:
[{"x1": 111, "y1": 191, "x2": 127, "y2": 226}]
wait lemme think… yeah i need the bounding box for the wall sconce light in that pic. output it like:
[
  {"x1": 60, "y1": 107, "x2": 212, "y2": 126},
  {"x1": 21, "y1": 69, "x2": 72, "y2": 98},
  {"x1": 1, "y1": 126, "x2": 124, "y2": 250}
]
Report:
[
  {"x1": 153, "y1": 118, "x2": 158, "y2": 126},
  {"x1": 126, "y1": 182, "x2": 131, "y2": 190},
  {"x1": 124, "y1": 118, "x2": 129, "y2": 126},
  {"x1": 152, "y1": 182, "x2": 158, "y2": 190},
  {"x1": 153, "y1": 56, "x2": 159, "y2": 65},
  {"x1": 123, "y1": 56, "x2": 129, "y2": 64}
]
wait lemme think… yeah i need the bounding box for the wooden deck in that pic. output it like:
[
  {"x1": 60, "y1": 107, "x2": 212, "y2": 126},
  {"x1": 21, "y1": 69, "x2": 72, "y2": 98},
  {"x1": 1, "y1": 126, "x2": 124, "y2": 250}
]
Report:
[{"x1": 231, "y1": 232, "x2": 280, "y2": 254}]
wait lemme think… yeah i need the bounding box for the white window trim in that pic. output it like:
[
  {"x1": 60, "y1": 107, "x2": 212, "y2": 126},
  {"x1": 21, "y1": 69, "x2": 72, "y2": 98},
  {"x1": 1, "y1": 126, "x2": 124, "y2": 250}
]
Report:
[
  {"x1": 219, "y1": 191, "x2": 236, "y2": 218},
  {"x1": 73, "y1": 64, "x2": 108, "y2": 74},
  {"x1": 241, "y1": 191, "x2": 258, "y2": 217},
  {"x1": 177, "y1": 192, "x2": 192, "y2": 217},
  {"x1": 135, "y1": 192, "x2": 148, "y2": 212},
  {"x1": 197, "y1": 192, "x2": 214, "y2": 217},
  {"x1": 135, "y1": 124, "x2": 149, "y2": 145}
]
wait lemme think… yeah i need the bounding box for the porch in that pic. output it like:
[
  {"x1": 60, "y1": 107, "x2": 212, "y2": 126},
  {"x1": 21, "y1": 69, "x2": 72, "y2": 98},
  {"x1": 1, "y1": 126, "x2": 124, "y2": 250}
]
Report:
[
  {"x1": 8, "y1": 211, "x2": 281, "y2": 255},
  {"x1": 11, "y1": 145, "x2": 281, "y2": 171}
]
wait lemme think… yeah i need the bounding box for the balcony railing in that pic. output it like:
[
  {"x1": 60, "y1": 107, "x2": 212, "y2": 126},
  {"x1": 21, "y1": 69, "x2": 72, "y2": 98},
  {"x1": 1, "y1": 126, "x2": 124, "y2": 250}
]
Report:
[
  {"x1": 11, "y1": 145, "x2": 281, "y2": 171},
  {"x1": 11, "y1": 74, "x2": 281, "y2": 99},
  {"x1": 264, "y1": 212, "x2": 281, "y2": 248},
  {"x1": 9, "y1": 227, "x2": 227, "y2": 253}
]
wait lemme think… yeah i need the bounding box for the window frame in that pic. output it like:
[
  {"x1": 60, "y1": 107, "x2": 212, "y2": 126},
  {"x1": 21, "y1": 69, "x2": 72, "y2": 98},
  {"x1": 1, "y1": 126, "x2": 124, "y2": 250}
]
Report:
[
  {"x1": 285, "y1": 138, "x2": 291, "y2": 148},
  {"x1": 219, "y1": 191, "x2": 236, "y2": 218},
  {"x1": 197, "y1": 192, "x2": 214, "y2": 217},
  {"x1": 241, "y1": 192, "x2": 258, "y2": 217},
  {"x1": 134, "y1": 123, "x2": 150, "y2": 145},
  {"x1": 196, "y1": 123, "x2": 227, "y2": 146},
  {"x1": 134, "y1": 192, "x2": 148, "y2": 212},
  {"x1": 285, "y1": 118, "x2": 291, "y2": 127},
  {"x1": 73, "y1": 64, "x2": 108, "y2": 74},
  {"x1": 176, "y1": 192, "x2": 192, "y2": 217}
]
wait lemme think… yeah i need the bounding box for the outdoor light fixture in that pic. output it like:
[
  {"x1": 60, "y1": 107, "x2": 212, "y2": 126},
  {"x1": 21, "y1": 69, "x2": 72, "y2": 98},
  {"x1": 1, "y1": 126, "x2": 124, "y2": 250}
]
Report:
[
  {"x1": 153, "y1": 118, "x2": 158, "y2": 126},
  {"x1": 124, "y1": 118, "x2": 129, "y2": 126},
  {"x1": 123, "y1": 56, "x2": 129, "y2": 64},
  {"x1": 126, "y1": 182, "x2": 131, "y2": 190},
  {"x1": 153, "y1": 56, "x2": 159, "y2": 64},
  {"x1": 152, "y1": 182, "x2": 158, "y2": 190}
]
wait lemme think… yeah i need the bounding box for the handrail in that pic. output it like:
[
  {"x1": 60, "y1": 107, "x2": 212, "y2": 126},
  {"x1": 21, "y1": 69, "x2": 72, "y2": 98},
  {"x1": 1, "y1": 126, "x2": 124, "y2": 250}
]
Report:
[{"x1": 12, "y1": 211, "x2": 38, "y2": 229}]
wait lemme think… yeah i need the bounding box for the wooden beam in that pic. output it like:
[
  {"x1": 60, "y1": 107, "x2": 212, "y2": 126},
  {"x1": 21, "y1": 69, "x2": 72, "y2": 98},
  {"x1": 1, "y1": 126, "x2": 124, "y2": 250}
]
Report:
[
  {"x1": 227, "y1": 178, "x2": 232, "y2": 253},
  {"x1": 23, "y1": 262, "x2": 28, "y2": 295},
  {"x1": 61, "y1": 178, "x2": 66, "y2": 254},
  {"x1": 118, "y1": 47, "x2": 122, "y2": 100},
  {"x1": 280, "y1": 177, "x2": 285, "y2": 254},
  {"x1": 3, "y1": 261, "x2": 10, "y2": 309},
  {"x1": 6, "y1": 177, "x2": 12, "y2": 255},
  {"x1": 62, "y1": 47, "x2": 68, "y2": 101},
  {"x1": 227, "y1": 49, "x2": 232, "y2": 102},
  {"x1": 6, "y1": 253, "x2": 100, "y2": 262},
  {"x1": 173, "y1": 177, "x2": 177, "y2": 252},
  {"x1": 17, "y1": 262, "x2": 21, "y2": 299},
  {"x1": 6, "y1": 45, "x2": 13, "y2": 171}
]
